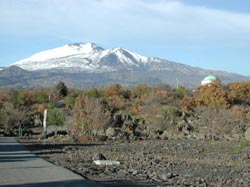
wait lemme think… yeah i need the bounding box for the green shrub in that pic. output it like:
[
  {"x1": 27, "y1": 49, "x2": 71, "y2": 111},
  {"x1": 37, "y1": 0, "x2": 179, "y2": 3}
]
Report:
[
  {"x1": 47, "y1": 108, "x2": 65, "y2": 135},
  {"x1": 240, "y1": 140, "x2": 250, "y2": 147}
]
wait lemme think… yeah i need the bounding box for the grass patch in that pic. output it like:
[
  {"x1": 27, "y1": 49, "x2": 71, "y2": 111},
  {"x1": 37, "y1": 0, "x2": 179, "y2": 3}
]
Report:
[
  {"x1": 233, "y1": 149, "x2": 241, "y2": 154},
  {"x1": 197, "y1": 148, "x2": 205, "y2": 154},
  {"x1": 240, "y1": 140, "x2": 250, "y2": 147}
]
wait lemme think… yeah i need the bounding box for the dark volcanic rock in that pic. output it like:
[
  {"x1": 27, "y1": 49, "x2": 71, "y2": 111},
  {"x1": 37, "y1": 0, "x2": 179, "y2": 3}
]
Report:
[
  {"x1": 92, "y1": 153, "x2": 107, "y2": 161},
  {"x1": 20, "y1": 138, "x2": 250, "y2": 187}
]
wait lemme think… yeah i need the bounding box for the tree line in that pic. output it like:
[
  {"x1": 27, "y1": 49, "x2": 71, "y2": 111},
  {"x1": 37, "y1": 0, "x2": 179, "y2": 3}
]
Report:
[{"x1": 0, "y1": 81, "x2": 249, "y2": 139}]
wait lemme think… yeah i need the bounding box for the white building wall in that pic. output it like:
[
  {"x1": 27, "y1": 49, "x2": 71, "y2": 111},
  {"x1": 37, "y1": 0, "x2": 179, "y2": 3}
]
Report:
[{"x1": 201, "y1": 80, "x2": 213, "y2": 85}]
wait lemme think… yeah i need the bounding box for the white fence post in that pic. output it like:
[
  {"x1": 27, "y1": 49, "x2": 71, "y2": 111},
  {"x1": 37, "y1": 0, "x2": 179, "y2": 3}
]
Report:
[{"x1": 43, "y1": 109, "x2": 47, "y2": 138}]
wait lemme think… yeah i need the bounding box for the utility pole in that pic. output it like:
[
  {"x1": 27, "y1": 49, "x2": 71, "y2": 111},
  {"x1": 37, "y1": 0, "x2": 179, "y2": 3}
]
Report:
[{"x1": 43, "y1": 109, "x2": 47, "y2": 139}]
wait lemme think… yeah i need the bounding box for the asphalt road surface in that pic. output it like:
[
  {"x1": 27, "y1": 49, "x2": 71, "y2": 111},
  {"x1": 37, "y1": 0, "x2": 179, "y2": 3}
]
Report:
[{"x1": 0, "y1": 136, "x2": 103, "y2": 187}]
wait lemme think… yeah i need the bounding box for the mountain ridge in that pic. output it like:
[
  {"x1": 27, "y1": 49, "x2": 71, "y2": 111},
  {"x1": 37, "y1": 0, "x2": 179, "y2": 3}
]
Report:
[
  {"x1": 11, "y1": 42, "x2": 183, "y2": 73},
  {"x1": 0, "y1": 42, "x2": 248, "y2": 88}
]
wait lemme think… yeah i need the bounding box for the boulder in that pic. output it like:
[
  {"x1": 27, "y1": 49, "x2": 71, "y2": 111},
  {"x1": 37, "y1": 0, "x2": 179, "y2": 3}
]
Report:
[
  {"x1": 93, "y1": 160, "x2": 121, "y2": 166},
  {"x1": 92, "y1": 129, "x2": 105, "y2": 136},
  {"x1": 92, "y1": 153, "x2": 106, "y2": 161},
  {"x1": 105, "y1": 127, "x2": 116, "y2": 138},
  {"x1": 245, "y1": 127, "x2": 250, "y2": 140},
  {"x1": 160, "y1": 130, "x2": 169, "y2": 140}
]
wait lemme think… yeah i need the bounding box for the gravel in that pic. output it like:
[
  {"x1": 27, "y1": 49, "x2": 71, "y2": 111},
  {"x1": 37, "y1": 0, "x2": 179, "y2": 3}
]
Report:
[{"x1": 20, "y1": 137, "x2": 250, "y2": 187}]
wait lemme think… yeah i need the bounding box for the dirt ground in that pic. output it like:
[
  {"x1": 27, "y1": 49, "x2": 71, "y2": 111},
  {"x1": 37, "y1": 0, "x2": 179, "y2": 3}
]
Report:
[{"x1": 19, "y1": 137, "x2": 250, "y2": 187}]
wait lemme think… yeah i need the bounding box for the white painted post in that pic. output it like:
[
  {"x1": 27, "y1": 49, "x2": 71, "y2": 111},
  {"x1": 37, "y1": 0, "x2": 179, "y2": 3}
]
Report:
[{"x1": 43, "y1": 109, "x2": 47, "y2": 138}]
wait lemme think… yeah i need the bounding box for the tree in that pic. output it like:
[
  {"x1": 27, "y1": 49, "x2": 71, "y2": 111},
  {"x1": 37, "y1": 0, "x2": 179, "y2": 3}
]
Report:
[
  {"x1": 34, "y1": 89, "x2": 49, "y2": 104},
  {"x1": 56, "y1": 81, "x2": 68, "y2": 99},
  {"x1": 84, "y1": 88, "x2": 104, "y2": 98},
  {"x1": 226, "y1": 82, "x2": 250, "y2": 105},
  {"x1": 104, "y1": 84, "x2": 122, "y2": 98},
  {"x1": 180, "y1": 95, "x2": 196, "y2": 116},
  {"x1": 74, "y1": 95, "x2": 86, "y2": 110},
  {"x1": 132, "y1": 84, "x2": 151, "y2": 99},
  {"x1": 64, "y1": 91, "x2": 80, "y2": 108},
  {"x1": 74, "y1": 97, "x2": 110, "y2": 136},
  {"x1": 8, "y1": 89, "x2": 21, "y2": 108},
  {"x1": 196, "y1": 83, "x2": 230, "y2": 109},
  {"x1": 47, "y1": 108, "x2": 65, "y2": 135},
  {"x1": 173, "y1": 86, "x2": 191, "y2": 99},
  {"x1": 0, "y1": 103, "x2": 26, "y2": 135}
]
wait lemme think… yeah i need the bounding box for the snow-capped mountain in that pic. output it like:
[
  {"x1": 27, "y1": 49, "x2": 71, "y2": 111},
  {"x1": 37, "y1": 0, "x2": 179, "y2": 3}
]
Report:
[
  {"x1": 12, "y1": 42, "x2": 173, "y2": 72},
  {"x1": 3, "y1": 42, "x2": 248, "y2": 88},
  {"x1": 16, "y1": 42, "x2": 103, "y2": 63}
]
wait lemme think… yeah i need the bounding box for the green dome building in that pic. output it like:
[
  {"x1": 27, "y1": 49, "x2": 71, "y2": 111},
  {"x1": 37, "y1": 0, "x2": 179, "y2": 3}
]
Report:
[{"x1": 201, "y1": 75, "x2": 217, "y2": 85}]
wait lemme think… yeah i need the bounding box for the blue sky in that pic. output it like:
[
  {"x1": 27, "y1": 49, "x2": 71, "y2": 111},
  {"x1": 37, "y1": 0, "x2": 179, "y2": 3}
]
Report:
[{"x1": 0, "y1": 0, "x2": 250, "y2": 76}]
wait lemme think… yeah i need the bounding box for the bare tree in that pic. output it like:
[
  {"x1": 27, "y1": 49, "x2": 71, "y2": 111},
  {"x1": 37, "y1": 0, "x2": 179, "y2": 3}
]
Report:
[{"x1": 74, "y1": 97, "x2": 110, "y2": 136}]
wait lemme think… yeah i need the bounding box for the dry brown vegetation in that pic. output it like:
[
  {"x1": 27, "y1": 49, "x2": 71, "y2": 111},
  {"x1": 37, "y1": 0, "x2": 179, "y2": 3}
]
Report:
[{"x1": 0, "y1": 81, "x2": 250, "y2": 140}]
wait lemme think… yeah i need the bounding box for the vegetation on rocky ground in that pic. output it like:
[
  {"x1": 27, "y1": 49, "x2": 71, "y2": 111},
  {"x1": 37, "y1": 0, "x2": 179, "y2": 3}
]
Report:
[{"x1": 0, "y1": 81, "x2": 250, "y2": 140}]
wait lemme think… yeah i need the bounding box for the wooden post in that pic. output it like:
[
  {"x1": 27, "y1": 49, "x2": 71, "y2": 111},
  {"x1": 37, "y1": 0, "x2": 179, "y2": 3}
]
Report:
[{"x1": 43, "y1": 109, "x2": 47, "y2": 139}]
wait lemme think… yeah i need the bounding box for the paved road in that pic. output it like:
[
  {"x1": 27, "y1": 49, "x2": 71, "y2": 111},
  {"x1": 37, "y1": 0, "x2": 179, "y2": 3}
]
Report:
[{"x1": 0, "y1": 137, "x2": 103, "y2": 187}]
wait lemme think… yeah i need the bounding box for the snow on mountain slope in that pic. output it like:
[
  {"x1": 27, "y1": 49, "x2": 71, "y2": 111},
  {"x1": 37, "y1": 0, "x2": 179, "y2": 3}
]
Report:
[
  {"x1": 108, "y1": 48, "x2": 148, "y2": 64},
  {"x1": 14, "y1": 42, "x2": 103, "y2": 64},
  {"x1": 12, "y1": 42, "x2": 180, "y2": 73},
  {"x1": 12, "y1": 42, "x2": 153, "y2": 72}
]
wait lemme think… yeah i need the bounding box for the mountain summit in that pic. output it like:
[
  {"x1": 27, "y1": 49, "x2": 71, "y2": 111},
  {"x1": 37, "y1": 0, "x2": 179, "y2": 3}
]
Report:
[
  {"x1": 16, "y1": 42, "x2": 103, "y2": 62},
  {"x1": 4, "y1": 42, "x2": 249, "y2": 88},
  {"x1": 12, "y1": 43, "x2": 158, "y2": 73},
  {"x1": 12, "y1": 43, "x2": 203, "y2": 73},
  {"x1": 12, "y1": 42, "x2": 168, "y2": 72},
  {"x1": 13, "y1": 42, "x2": 106, "y2": 71}
]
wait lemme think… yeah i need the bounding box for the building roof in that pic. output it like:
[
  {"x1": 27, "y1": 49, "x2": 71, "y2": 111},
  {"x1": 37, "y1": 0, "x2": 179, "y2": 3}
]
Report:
[{"x1": 203, "y1": 75, "x2": 217, "y2": 81}]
